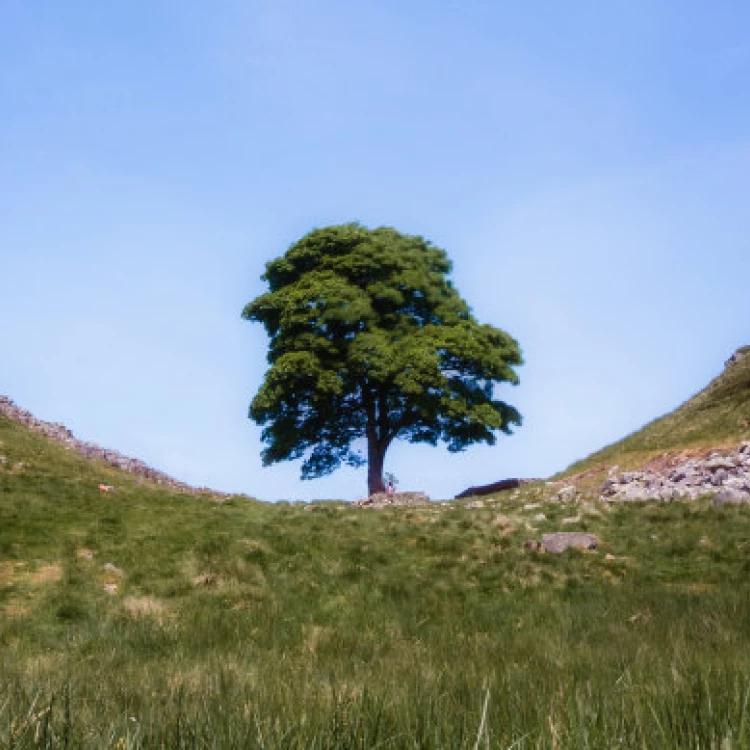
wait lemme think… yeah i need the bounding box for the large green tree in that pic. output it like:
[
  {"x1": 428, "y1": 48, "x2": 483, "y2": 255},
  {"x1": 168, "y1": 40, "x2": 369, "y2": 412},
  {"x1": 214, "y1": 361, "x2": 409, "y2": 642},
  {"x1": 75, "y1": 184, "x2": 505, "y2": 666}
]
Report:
[{"x1": 243, "y1": 223, "x2": 522, "y2": 496}]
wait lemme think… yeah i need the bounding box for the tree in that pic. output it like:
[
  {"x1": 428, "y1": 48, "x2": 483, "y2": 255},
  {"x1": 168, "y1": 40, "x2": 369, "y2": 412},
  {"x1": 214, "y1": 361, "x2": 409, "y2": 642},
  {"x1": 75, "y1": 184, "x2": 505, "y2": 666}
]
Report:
[{"x1": 243, "y1": 223, "x2": 523, "y2": 496}]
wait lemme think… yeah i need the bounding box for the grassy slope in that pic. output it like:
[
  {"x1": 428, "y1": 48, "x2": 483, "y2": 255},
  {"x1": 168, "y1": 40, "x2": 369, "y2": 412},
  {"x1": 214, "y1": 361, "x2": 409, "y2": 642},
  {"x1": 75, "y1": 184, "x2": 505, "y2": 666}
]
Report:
[
  {"x1": 3, "y1": 408, "x2": 750, "y2": 747},
  {"x1": 562, "y1": 346, "x2": 750, "y2": 478}
]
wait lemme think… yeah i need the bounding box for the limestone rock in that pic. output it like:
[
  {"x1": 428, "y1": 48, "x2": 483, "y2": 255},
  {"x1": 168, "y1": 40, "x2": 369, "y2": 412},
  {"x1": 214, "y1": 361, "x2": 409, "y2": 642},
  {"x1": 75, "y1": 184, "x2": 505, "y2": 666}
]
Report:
[
  {"x1": 712, "y1": 488, "x2": 750, "y2": 506},
  {"x1": 601, "y1": 442, "x2": 750, "y2": 503},
  {"x1": 354, "y1": 491, "x2": 430, "y2": 508},
  {"x1": 542, "y1": 532, "x2": 598, "y2": 553},
  {"x1": 556, "y1": 485, "x2": 578, "y2": 503}
]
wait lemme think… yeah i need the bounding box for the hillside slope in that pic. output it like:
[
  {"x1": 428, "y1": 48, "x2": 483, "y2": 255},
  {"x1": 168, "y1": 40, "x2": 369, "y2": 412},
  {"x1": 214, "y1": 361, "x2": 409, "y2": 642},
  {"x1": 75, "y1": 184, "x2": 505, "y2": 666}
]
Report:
[
  {"x1": 4, "y1": 393, "x2": 750, "y2": 746},
  {"x1": 562, "y1": 346, "x2": 750, "y2": 477}
]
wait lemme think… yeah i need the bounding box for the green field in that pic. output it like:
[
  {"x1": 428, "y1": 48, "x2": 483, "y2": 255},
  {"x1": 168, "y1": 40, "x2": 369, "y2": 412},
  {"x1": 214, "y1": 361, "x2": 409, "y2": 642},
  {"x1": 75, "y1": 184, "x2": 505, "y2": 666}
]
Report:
[{"x1": 3, "y1": 404, "x2": 750, "y2": 748}]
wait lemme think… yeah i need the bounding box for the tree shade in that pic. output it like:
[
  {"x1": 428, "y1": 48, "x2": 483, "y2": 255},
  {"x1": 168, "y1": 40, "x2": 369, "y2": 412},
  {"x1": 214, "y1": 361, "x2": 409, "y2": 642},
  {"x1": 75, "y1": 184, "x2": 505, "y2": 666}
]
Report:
[{"x1": 243, "y1": 223, "x2": 523, "y2": 495}]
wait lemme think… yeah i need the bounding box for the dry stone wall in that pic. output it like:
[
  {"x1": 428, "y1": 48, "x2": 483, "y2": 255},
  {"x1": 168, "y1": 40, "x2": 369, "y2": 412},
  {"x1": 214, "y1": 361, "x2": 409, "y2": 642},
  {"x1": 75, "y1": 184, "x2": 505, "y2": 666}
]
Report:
[
  {"x1": 0, "y1": 395, "x2": 232, "y2": 498},
  {"x1": 600, "y1": 442, "x2": 750, "y2": 503}
]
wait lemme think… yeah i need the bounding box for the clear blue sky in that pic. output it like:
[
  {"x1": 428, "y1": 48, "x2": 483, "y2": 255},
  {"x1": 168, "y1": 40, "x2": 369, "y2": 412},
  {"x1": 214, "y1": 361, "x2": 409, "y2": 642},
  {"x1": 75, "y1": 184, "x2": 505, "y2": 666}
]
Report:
[{"x1": 1, "y1": 1, "x2": 748, "y2": 500}]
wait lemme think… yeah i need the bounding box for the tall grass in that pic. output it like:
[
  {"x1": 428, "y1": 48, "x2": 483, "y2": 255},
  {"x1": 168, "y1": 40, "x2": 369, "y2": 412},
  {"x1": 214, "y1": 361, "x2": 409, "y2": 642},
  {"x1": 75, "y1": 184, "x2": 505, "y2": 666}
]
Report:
[{"x1": 3, "y1": 414, "x2": 750, "y2": 747}]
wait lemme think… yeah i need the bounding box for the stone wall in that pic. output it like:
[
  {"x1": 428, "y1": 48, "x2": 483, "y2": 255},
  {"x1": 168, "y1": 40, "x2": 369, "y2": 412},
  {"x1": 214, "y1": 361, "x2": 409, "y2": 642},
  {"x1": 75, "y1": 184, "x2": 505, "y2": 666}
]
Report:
[{"x1": 0, "y1": 395, "x2": 232, "y2": 498}]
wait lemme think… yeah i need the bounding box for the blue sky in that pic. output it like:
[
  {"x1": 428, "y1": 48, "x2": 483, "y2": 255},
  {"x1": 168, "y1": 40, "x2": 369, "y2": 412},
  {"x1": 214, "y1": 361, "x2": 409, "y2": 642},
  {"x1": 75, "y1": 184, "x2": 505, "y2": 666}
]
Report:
[{"x1": 1, "y1": 1, "x2": 748, "y2": 501}]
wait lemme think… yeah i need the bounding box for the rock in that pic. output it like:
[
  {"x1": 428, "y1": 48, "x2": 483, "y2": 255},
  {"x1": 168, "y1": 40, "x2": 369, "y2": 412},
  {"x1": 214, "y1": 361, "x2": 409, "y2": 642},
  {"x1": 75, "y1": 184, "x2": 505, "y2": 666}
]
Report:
[
  {"x1": 103, "y1": 563, "x2": 123, "y2": 577},
  {"x1": 534, "y1": 512, "x2": 547, "y2": 522},
  {"x1": 354, "y1": 491, "x2": 430, "y2": 508},
  {"x1": 556, "y1": 485, "x2": 578, "y2": 503},
  {"x1": 712, "y1": 488, "x2": 750, "y2": 506},
  {"x1": 465, "y1": 500, "x2": 485, "y2": 509},
  {"x1": 725, "y1": 349, "x2": 748, "y2": 369},
  {"x1": 455, "y1": 478, "x2": 524, "y2": 499},
  {"x1": 542, "y1": 532, "x2": 599, "y2": 553},
  {"x1": 561, "y1": 515, "x2": 581, "y2": 525},
  {"x1": 103, "y1": 583, "x2": 118, "y2": 594},
  {"x1": 0, "y1": 455, "x2": 6, "y2": 465},
  {"x1": 523, "y1": 502, "x2": 540, "y2": 510},
  {"x1": 706, "y1": 457, "x2": 734, "y2": 471}
]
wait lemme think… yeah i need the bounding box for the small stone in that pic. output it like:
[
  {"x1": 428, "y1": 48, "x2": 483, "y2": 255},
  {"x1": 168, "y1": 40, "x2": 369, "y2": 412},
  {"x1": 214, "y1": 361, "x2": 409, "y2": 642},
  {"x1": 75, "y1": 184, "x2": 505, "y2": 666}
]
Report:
[
  {"x1": 465, "y1": 500, "x2": 485, "y2": 509},
  {"x1": 523, "y1": 503, "x2": 540, "y2": 510},
  {"x1": 561, "y1": 515, "x2": 581, "y2": 525},
  {"x1": 534, "y1": 512, "x2": 546, "y2": 522},
  {"x1": 103, "y1": 562, "x2": 123, "y2": 577},
  {"x1": 556, "y1": 486, "x2": 578, "y2": 503},
  {"x1": 103, "y1": 583, "x2": 118, "y2": 594}
]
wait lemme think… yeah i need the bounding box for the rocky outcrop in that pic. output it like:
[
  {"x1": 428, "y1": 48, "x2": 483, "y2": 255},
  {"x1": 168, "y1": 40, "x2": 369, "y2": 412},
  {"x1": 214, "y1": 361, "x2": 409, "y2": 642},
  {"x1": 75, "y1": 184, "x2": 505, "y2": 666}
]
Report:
[
  {"x1": 725, "y1": 348, "x2": 749, "y2": 369},
  {"x1": 353, "y1": 491, "x2": 430, "y2": 508},
  {"x1": 0, "y1": 395, "x2": 232, "y2": 498},
  {"x1": 600, "y1": 443, "x2": 750, "y2": 503}
]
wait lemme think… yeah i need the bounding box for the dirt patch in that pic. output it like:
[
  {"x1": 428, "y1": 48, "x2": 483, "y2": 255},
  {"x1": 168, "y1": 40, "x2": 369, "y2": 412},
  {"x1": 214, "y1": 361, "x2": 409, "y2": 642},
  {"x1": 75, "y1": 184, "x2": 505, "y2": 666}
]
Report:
[
  {"x1": 122, "y1": 595, "x2": 167, "y2": 619},
  {"x1": 30, "y1": 565, "x2": 62, "y2": 584},
  {"x1": 2, "y1": 601, "x2": 31, "y2": 618}
]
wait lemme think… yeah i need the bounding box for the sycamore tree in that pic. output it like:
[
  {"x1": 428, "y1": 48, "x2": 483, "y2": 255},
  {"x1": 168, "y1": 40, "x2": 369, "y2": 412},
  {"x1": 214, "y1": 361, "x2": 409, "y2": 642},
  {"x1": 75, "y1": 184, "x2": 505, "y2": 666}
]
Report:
[{"x1": 243, "y1": 223, "x2": 523, "y2": 496}]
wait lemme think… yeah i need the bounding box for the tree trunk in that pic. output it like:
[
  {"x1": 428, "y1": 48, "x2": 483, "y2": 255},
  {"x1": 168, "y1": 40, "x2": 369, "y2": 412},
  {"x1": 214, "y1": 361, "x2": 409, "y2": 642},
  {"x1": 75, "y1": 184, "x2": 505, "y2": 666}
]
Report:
[{"x1": 367, "y1": 434, "x2": 386, "y2": 496}]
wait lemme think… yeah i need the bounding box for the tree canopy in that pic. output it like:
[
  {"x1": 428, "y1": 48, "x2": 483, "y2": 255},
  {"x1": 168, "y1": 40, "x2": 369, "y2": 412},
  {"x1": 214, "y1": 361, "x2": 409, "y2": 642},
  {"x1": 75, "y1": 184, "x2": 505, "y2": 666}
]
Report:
[{"x1": 243, "y1": 223, "x2": 522, "y2": 495}]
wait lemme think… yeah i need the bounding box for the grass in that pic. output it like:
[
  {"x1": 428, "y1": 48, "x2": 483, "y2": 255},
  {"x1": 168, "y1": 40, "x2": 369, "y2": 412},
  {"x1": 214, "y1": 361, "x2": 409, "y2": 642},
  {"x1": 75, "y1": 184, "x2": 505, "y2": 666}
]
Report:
[
  {"x1": 560, "y1": 345, "x2": 750, "y2": 479},
  {"x1": 3, "y1": 409, "x2": 750, "y2": 747}
]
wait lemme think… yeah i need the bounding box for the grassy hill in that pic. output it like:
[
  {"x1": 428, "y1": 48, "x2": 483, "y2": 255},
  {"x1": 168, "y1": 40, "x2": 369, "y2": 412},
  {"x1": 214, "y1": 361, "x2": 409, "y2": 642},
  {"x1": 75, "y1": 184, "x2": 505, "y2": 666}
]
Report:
[
  {"x1": 562, "y1": 346, "x2": 750, "y2": 478},
  {"x1": 3, "y1": 383, "x2": 750, "y2": 747}
]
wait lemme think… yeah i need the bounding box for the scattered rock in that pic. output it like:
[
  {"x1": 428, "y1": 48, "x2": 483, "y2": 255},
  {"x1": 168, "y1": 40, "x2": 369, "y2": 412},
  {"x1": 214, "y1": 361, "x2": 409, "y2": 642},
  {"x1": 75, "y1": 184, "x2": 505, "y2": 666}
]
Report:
[
  {"x1": 523, "y1": 502, "x2": 540, "y2": 511},
  {"x1": 0, "y1": 455, "x2": 6, "y2": 465},
  {"x1": 534, "y1": 512, "x2": 547, "y2": 522},
  {"x1": 76, "y1": 548, "x2": 94, "y2": 560},
  {"x1": 465, "y1": 500, "x2": 485, "y2": 509},
  {"x1": 354, "y1": 491, "x2": 430, "y2": 508},
  {"x1": 542, "y1": 532, "x2": 598, "y2": 553},
  {"x1": 601, "y1": 443, "x2": 750, "y2": 503},
  {"x1": 103, "y1": 583, "x2": 118, "y2": 594},
  {"x1": 103, "y1": 563, "x2": 123, "y2": 577}
]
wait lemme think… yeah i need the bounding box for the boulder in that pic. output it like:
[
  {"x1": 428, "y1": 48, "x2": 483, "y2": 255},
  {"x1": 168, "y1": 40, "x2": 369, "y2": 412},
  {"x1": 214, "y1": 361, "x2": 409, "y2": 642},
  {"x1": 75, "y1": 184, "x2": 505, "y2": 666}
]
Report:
[
  {"x1": 455, "y1": 478, "x2": 539, "y2": 499},
  {"x1": 542, "y1": 532, "x2": 599, "y2": 553},
  {"x1": 712, "y1": 488, "x2": 750, "y2": 506}
]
